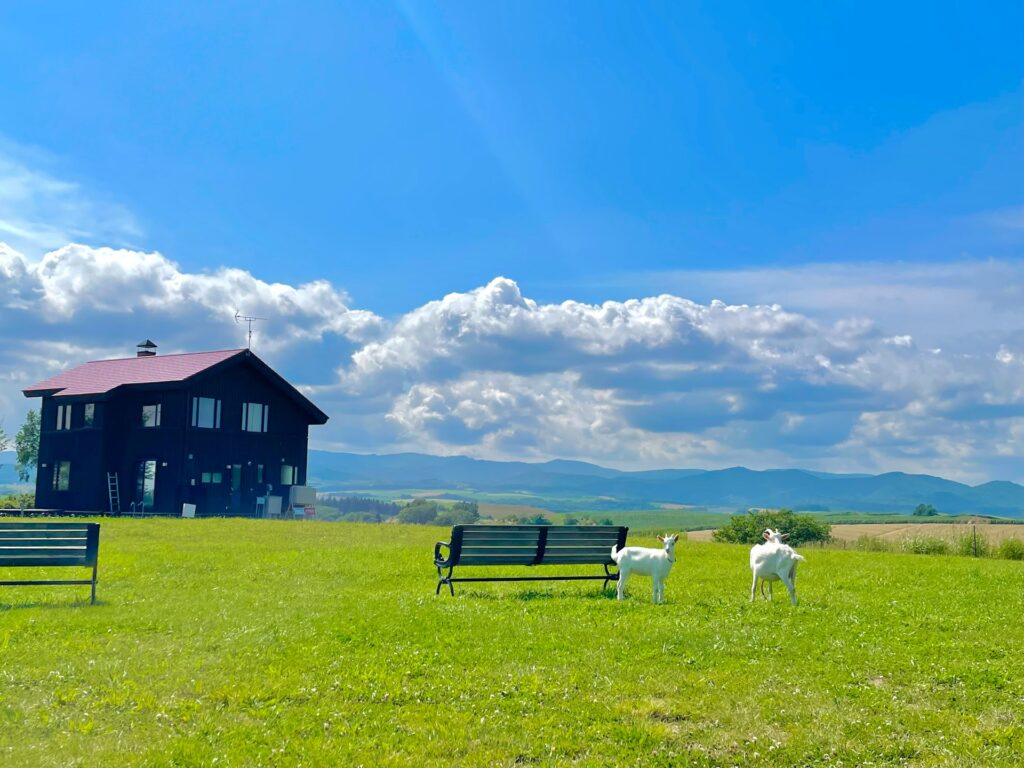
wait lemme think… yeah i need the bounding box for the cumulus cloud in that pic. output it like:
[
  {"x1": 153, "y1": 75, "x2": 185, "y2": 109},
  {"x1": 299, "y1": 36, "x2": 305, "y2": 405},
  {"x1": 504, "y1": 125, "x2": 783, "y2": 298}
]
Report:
[
  {"x1": 5, "y1": 251, "x2": 1024, "y2": 482},
  {"x1": 0, "y1": 243, "x2": 383, "y2": 349},
  {"x1": 320, "y1": 274, "x2": 1024, "y2": 480},
  {"x1": 0, "y1": 243, "x2": 384, "y2": 429}
]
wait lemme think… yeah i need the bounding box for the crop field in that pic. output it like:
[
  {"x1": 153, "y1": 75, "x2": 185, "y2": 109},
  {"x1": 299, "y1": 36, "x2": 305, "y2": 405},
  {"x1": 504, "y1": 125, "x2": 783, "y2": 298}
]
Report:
[
  {"x1": 687, "y1": 521, "x2": 1024, "y2": 544},
  {"x1": 3, "y1": 519, "x2": 1024, "y2": 767}
]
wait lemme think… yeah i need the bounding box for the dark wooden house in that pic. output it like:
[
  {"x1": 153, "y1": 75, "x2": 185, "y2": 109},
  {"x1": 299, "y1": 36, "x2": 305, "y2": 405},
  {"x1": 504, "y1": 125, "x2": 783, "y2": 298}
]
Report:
[{"x1": 23, "y1": 343, "x2": 328, "y2": 516}]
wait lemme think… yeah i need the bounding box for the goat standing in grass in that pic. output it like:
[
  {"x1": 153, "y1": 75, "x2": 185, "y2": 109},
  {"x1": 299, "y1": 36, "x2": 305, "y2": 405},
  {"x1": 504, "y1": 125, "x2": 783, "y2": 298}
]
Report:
[
  {"x1": 750, "y1": 528, "x2": 805, "y2": 606},
  {"x1": 611, "y1": 534, "x2": 679, "y2": 604}
]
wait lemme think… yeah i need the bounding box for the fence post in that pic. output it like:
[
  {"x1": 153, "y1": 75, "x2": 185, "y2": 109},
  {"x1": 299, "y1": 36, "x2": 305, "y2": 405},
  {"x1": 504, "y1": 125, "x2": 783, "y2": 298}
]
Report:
[{"x1": 973, "y1": 524, "x2": 978, "y2": 557}]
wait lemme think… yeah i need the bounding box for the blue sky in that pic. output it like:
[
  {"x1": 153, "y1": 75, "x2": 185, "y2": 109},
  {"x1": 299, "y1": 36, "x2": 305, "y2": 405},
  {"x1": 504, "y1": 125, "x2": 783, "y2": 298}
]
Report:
[{"x1": 2, "y1": 2, "x2": 1024, "y2": 481}]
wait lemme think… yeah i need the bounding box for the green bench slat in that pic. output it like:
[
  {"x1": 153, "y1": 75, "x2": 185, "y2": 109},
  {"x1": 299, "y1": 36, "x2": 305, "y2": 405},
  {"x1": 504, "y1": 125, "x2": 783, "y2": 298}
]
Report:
[
  {"x1": 543, "y1": 547, "x2": 616, "y2": 558},
  {"x1": 539, "y1": 555, "x2": 615, "y2": 564},
  {"x1": 0, "y1": 550, "x2": 91, "y2": 561},
  {"x1": 457, "y1": 556, "x2": 539, "y2": 566},
  {"x1": 459, "y1": 546, "x2": 543, "y2": 556},
  {"x1": 0, "y1": 556, "x2": 92, "y2": 567},
  {"x1": 0, "y1": 529, "x2": 92, "y2": 539},
  {"x1": 0, "y1": 538, "x2": 88, "y2": 547},
  {"x1": 460, "y1": 537, "x2": 542, "y2": 547}
]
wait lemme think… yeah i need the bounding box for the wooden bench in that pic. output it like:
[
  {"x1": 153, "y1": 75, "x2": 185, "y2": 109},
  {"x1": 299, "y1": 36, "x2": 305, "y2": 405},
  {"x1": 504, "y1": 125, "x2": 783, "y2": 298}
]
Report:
[
  {"x1": 433, "y1": 524, "x2": 628, "y2": 595},
  {"x1": 0, "y1": 522, "x2": 101, "y2": 604}
]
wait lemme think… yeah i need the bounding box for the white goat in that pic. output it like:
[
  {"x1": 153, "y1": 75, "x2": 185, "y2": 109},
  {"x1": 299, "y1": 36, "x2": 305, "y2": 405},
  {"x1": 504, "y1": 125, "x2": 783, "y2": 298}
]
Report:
[
  {"x1": 749, "y1": 528, "x2": 805, "y2": 606},
  {"x1": 611, "y1": 534, "x2": 679, "y2": 604}
]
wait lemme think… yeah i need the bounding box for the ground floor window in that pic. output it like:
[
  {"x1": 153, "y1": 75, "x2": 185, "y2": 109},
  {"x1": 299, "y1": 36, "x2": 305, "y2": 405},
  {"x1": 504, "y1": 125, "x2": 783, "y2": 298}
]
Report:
[
  {"x1": 281, "y1": 464, "x2": 297, "y2": 485},
  {"x1": 52, "y1": 460, "x2": 71, "y2": 491}
]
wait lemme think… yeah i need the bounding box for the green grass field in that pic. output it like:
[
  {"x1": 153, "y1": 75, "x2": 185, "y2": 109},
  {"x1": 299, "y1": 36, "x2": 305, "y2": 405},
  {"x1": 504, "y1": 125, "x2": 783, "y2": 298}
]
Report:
[{"x1": 3, "y1": 519, "x2": 1024, "y2": 767}]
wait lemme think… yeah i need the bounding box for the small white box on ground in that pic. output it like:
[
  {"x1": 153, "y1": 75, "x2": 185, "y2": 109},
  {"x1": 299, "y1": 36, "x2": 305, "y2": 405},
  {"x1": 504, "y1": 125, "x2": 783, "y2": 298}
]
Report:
[{"x1": 182, "y1": 503, "x2": 196, "y2": 519}]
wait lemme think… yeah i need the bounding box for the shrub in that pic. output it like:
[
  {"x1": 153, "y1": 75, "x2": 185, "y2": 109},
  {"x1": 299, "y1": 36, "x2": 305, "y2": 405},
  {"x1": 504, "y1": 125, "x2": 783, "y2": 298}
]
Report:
[
  {"x1": 712, "y1": 508, "x2": 831, "y2": 546},
  {"x1": 397, "y1": 499, "x2": 440, "y2": 525},
  {"x1": 899, "y1": 536, "x2": 949, "y2": 555},
  {"x1": 0, "y1": 493, "x2": 34, "y2": 510},
  {"x1": 855, "y1": 535, "x2": 890, "y2": 552},
  {"x1": 997, "y1": 538, "x2": 1024, "y2": 561},
  {"x1": 912, "y1": 503, "x2": 939, "y2": 517},
  {"x1": 956, "y1": 532, "x2": 990, "y2": 558},
  {"x1": 435, "y1": 502, "x2": 480, "y2": 527}
]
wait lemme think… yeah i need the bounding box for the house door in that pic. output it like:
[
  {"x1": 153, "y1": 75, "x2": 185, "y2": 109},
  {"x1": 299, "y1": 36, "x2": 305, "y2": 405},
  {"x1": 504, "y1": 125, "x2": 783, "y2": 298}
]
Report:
[
  {"x1": 135, "y1": 460, "x2": 157, "y2": 514},
  {"x1": 229, "y1": 464, "x2": 242, "y2": 515}
]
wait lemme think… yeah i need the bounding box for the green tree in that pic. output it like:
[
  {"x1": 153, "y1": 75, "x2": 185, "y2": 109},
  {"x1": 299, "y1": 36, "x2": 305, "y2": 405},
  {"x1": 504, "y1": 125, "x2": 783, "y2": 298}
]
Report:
[
  {"x1": 712, "y1": 508, "x2": 831, "y2": 546},
  {"x1": 14, "y1": 410, "x2": 40, "y2": 482},
  {"x1": 435, "y1": 501, "x2": 480, "y2": 527},
  {"x1": 912, "y1": 503, "x2": 939, "y2": 517},
  {"x1": 397, "y1": 499, "x2": 440, "y2": 525}
]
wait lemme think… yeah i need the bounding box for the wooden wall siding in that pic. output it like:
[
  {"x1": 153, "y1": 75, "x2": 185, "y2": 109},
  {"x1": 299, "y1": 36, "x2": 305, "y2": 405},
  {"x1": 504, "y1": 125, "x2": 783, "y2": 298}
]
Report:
[{"x1": 33, "y1": 356, "x2": 321, "y2": 517}]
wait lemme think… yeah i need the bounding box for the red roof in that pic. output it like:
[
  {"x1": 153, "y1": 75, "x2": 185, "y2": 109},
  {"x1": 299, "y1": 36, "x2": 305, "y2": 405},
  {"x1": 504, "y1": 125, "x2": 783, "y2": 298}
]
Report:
[{"x1": 23, "y1": 349, "x2": 246, "y2": 398}]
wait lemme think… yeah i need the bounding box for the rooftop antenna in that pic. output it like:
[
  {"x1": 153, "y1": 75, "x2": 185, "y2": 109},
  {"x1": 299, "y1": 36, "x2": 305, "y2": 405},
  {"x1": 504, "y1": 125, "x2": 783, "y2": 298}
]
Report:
[{"x1": 234, "y1": 310, "x2": 266, "y2": 349}]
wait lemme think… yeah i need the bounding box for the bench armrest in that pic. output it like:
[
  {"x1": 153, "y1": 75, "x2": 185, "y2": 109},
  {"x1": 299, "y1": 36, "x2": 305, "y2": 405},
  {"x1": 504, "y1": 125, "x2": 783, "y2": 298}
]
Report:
[{"x1": 434, "y1": 540, "x2": 453, "y2": 567}]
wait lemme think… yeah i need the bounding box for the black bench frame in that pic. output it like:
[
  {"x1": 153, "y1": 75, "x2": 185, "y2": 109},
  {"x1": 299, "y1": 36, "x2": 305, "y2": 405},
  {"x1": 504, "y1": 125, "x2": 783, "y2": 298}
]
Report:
[
  {"x1": 0, "y1": 522, "x2": 101, "y2": 604},
  {"x1": 434, "y1": 524, "x2": 629, "y2": 595}
]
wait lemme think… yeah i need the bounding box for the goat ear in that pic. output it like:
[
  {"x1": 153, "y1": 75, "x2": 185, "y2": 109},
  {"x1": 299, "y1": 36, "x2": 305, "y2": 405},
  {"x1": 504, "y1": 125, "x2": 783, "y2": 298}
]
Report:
[
  {"x1": 781, "y1": 533, "x2": 790, "y2": 540},
  {"x1": 657, "y1": 535, "x2": 665, "y2": 542}
]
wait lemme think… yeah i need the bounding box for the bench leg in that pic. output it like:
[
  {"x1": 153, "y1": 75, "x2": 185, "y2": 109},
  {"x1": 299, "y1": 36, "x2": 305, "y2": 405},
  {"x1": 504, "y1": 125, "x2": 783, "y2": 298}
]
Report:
[
  {"x1": 436, "y1": 566, "x2": 454, "y2": 596},
  {"x1": 602, "y1": 563, "x2": 618, "y2": 594},
  {"x1": 91, "y1": 563, "x2": 97, "y2": 605}
]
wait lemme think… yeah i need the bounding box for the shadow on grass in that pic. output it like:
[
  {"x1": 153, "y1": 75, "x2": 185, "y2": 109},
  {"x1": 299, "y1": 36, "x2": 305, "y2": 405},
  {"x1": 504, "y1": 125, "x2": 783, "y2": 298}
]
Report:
[
  {"x1": 454, "y1": 587, "x2": 619, "y2": 602},
  {"x1": 0, "y1": 596, "x2": 104, "y2": 612}
]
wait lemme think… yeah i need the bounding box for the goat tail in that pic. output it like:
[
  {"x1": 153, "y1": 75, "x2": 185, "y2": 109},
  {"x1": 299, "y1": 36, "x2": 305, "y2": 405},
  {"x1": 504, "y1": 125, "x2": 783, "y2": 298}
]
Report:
[{"x1": 610, "y1": 545, "x2": 622, "y2": 563}]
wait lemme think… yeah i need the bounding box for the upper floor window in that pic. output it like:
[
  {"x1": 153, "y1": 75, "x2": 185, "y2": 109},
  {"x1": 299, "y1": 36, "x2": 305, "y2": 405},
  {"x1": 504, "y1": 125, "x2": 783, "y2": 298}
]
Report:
[
  {"x1": 53, "y1": 460, "x2": 71, "y2": 491},
  {"x1": 56, "y1": 404, "x2": 72, "y2": 430},
  {"x1": 142, "y1": 403, "x2": 162, "y2": 428},
  {"x1": 83, "y1": 403, "x2": 95, "y2": 427},
  {"x1": 241, "y1": 402, "x2": 269, "y2": 433},
  {"x1": 191, "y1": 397, "x2": 221, "y2": 429}
]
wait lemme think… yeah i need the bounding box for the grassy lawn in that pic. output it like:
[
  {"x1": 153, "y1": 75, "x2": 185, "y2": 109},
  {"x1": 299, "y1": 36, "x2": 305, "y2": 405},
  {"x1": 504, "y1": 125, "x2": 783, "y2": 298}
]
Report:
[{"x1": 2, "y1": 520, "x2": 1024, "y2": 767}]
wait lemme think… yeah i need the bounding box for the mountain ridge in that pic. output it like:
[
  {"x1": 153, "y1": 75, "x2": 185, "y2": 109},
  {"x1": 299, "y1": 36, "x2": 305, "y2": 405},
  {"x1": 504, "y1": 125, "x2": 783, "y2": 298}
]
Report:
[{"x1": 307, "y1": 450, "x2": 1024, "y2": 517}]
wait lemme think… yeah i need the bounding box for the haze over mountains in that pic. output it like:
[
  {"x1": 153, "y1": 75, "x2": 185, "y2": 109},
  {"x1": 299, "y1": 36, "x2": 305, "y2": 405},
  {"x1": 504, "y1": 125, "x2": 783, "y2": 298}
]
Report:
[
  {"x1": 308, "y1": 450, "x2": 1024, "y2": 517},
  {"x1": 7, "y1": 450, "x2": 1024, "y2": 517}
]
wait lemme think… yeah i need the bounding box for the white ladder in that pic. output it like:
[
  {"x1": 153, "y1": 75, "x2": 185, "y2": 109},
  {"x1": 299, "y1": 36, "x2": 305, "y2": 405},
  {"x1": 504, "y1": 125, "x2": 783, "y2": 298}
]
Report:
[{"x1": 107, "y1": 472, "x2": 120, "y2": 513}]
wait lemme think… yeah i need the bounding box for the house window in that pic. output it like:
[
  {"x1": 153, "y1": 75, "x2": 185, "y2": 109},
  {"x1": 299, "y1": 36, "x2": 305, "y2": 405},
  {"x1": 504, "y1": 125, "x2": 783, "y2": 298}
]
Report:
[
  {"x1": 52, "y1": 461, "x2": 71, "y2": 491},
  {"x1": 142, "y1": 404, "x2": 162, "y2": 428},
  {"x1": 83, "y1": 403, "x2": 95, "y2": 427},
  {"x1": 191, "y1": 397, "x2": 221, "y2": 428},
  {"x1": 56, "y1": 404, "x2": 72, "y2": 430},
  {"x1": 201, "y1": 472, "x2": 223, "y2": 484},
  {"x1": 256, "y1": 464, "x2": 264, "y2": 484},
  {"x1": 281, "y1": 464, "x2": 297, "y2": 485},
  {"x1": 242, "y1": 402, "x2": 269, "y2": 433}
]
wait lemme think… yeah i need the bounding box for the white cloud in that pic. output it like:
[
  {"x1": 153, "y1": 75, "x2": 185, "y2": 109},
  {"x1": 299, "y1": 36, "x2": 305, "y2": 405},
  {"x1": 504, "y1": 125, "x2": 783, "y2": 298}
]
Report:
[
  {"x1": 0, "y1": 139, "x2": 142, "y2": 256},
  {"x1": 6, "y1": 250, "x2": 1024, "y2": 482}
]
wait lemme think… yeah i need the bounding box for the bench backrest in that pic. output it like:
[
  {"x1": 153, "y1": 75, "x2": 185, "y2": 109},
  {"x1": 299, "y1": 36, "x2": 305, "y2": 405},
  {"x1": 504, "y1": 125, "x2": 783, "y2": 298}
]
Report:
[
  {"x1": 0, "y1": 522, "x2": 100, "y2": 568},
  {"x1": 448, "y1": 525, "x2": 628, "y2": 566}
]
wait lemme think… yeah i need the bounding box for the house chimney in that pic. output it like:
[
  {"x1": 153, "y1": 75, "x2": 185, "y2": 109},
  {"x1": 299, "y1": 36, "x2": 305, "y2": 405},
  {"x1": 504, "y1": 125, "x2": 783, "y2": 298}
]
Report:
[{"x1": 136, "y1": 339, "x2": 158, "y2": 358}]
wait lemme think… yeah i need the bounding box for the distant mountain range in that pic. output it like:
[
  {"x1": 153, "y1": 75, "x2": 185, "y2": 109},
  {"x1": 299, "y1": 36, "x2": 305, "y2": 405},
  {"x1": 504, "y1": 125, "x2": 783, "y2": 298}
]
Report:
[
  {"x1": 307, "y1": 450, "x2": 1024, "y2": 517},
  {"x1": 7, "y1": 448, "x2": 1022, "y2": 517}
]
